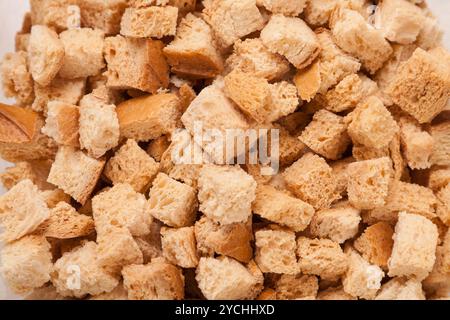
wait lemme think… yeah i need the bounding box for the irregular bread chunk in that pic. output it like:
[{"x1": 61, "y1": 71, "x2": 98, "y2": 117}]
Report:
[
  {"x1": 41, "y1": 101, "x2": 80, "y2": 147},
  {"x1": 274, "y1": 274, "x2": 318, "y2": 300},
  {"x1": 161, "y1": 226, "x2": 199, "y2": 268},
  {"x1": 399, "y1": 116, "x2": 433, "y2": 169},
  {"x1": 375, "y1": 277, "x2": 425, "y2": 300},
  {"x1": 436, "y1": 184, "x2": 450, "y2": 226},
  {"x1": 1, "y1": 51, "x2": 34, "y2": 105},
  {"x1": 121, "y1": 6, "x2": 178, "y2": 38},
  {"x1": 430, "y1": 122, "x2": 450, "y2": 166},
  {"x1": 77, "y1": 0, "x2": 129, "y2": 35}
]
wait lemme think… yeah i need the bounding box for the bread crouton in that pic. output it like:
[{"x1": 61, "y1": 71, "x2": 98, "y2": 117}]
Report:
[
  {"x1": 436, "y1": 183, "x2": 450, "y2": 226},
  {"x1": 77, "y1": 0, "x2": 129, "y2": 35},
  {"x1": 121, "y1": 6, "x2": 178, "y2": 38},
  {"x1": 430, "y1": 122, "x2": 450, "y2": 166},
  {"x1": 161, "y1": 226, "x2": 198, "y2": 268},
  {"x1": 388, "y1": 212, "x2": 438, "y2": 280},
  {"x1": 30, "y1": 0, "x2": 74, "y2": 32},
  {"x1": 429, "y1": 167, "x2": 450, "y2": 191},
  {"x1": 304, "y1": 0, "x2": 338, "y2": 26},
  {"x1": 375, "y1": 277, "x2": 425, "y2": 300},
  {"x1": 122, "y1": 260, "x2": 184, "y2": 300},
  {"x1": 267, "y1": 82, "x2": 299, "y2": 123},
  {"x1": 261, "y1": 15, "x2": 320, "y2": 70},
  {"x1": 317, "y1": 286, "x2": 356, "y2": 300},
  {"x1": 1, "y1": 51, "x2": 34, "y2": 105},
  {"x1": 257, "y1": 0, "x2": 307, "y2": 16},
  {"x1": 416, "y1": 16, "x2": 443, "y2": 50},
  {"x1": 198, "y1": 165, "x2": 256, "y2": 225},
  {"x1": 330, "y1": 157, "x2": 354, "y2": 196},
  {"x1": 47, "y1": 147, "x2": 105, "y2": 205},
  {"x1": 196, "y1": 257, "x2": 263, "y2": 300},
  {"x1": 422, "y1": 236, "x2": 450, "y2": 295},
  {"x1": 0, "y1": 235, "x2": 52, "y2": 294},
  {"x1": 399, "y1": 116, "x2": 433, "y2": 169},
  {"x1": 89, "y1": 283, "x2": 128, "y2": 300},
  {"x1": 147, "y1": 136, "x2": 170, "y2": 163},
  {"x1": 41, "y1": 101, "x2": 80, "y2": 147},
  {"x1": 0, "y1": 180, "x2": 50, "y2": 243},
  {"x1": 275, "y1": 274, "x2": 318, "y2": 300},
  {"x1": 28, "y1": 26, "x2": 64, "y2": 86},
  {"x1": 41, "y1": 188, "x2": 71, "y2": 209},
  {"x1": 0, "y1": 161, "x2": 53, "y2": 191}
]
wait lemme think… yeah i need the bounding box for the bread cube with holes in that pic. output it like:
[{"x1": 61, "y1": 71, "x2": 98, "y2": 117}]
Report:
[
  {"x1": 399, "y1": 117, "x2": 434, "y2": 170},
  {"x1": 29, "y1": 0, "x2": 76, "y2": 32},
  {"x1": 77, "y1": 0, "x2": 128, "y2": 35},
  {"x1": 161, "y1": 226, "x2": 199, "y2": 268},
  {"x1": 1, "y1": 51, "x2": 34, "y2": 105},
  {"x1": 148, "y1": 173, "x2": 198, "y2": 227},
  {"x1": 41, "y1": 101, "x2": 80, "y2": 147},
  {"x1": 304, "y1": 0, "x2": 339, "y2": 26},
  {"x1": 436, "y1": 184, "x2": 450, "y2": 226},
  {"x1": 375, "y1": 277, "x2": 425, "y2": 300},
  {"x1": 429, "y1": 167, "x2": 450, "y2": 192},
  {"x1": 121, "y1": 6, "x2": 178, "y2": 38},
  {"x1": 257, "y1": 0, "x2": 307, "y2": 16},
  {"x1": 430, "y1": 122, "x2": 450, "y2": 166}
]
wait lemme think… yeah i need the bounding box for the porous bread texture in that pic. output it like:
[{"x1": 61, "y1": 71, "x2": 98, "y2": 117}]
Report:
[
  {"x1": 41, "y1": 101, "x2": 80, "y2": 147},
  {"x1": 0, "y1": 179, "x2": 49, "y2": 243},
  {"x1": 30, "y1": 0, "x2": 76, "y2": 32},
  {"x1": 429, "y1": 167, "x2": 450, "y2": 192},
  {"x1": 196, "y1": 257, "x2": 263, "y2": 300},
  {"x1": 257, "y1": 0, "x2": 307, "y2": 16},
  {"x1": 317, "y1": 286, "x2": 357, "y2": 300},
  {"x1": 304, "y1": 0, "x2": 339, "y2": 26},
  {"x1": 430, "y1": 122, "x2": 450, "y2": 167},
  {"x1": 375, "y1": 277, "x2": 425, "y2": 300},
  {"x1": 0, "y1": 235, "x2": 52, "y2": 294},
  {"x1": 1, "y1": 51, "x2": 34, "y2": 105},
  {"x1": 198, "y1": 165, "x2": 256, "y2": 225},
  {"x1": 77, "y1": 0, "x2": 129, "y2": 35},
  {"x1": 161, "y1": 226, "x2": 199, "y2": 268},
  {"x1": 0, "y1": 160, "x2": 53, "y2": 191},
  {"x1": 399, "y1": 116, "x2": 433, "y2": 170},
  {"x1": 274, "y1": 274, "x2": 319, "y2": 300},
  {"x1": 436, "y1": 184, "x2": 450, "y2": 226}
]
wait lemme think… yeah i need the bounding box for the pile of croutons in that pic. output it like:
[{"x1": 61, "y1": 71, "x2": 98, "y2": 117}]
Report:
[{"x1": 0, "y1": 0, "x2": 449, "y2": 300}]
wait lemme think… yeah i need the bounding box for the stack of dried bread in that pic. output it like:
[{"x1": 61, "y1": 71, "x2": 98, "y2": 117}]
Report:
[{"x1": 0, "y1": 0, "x2": 449, "y2": 300}]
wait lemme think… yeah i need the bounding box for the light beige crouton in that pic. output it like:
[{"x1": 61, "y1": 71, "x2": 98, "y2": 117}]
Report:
[
  {"x1": 161, "y1": 226, "x2": 198, "y2": 268},
  {"x1": 41, "y1": 101, "x2": 80, "y2": 147},
  {"x1": 225, "y1": 38, "x2": 290, "y2": 82},
  {"x1": 375, "y1": 277, "x2": 425, "y2": 300},
  {"x1": 388, "y1": 212, "x2": 438, "y2": 280},
  {"x1": 436, "y1": 184, "x2": 450, "y2": 226},
  {"x1": 310, "y1": 205, "x2": 361, "y2": 243},
  {"x1": 37, "y1": 202, "x2": 95, "y2": 239},
  {"x1": 30, "y1": 0, "x2": 74, "y2": 32},
  {"x1": 105, "y1": 139, "x2": 160, "y2": 193},
  {"x1": 346, "y1": 96, "x2": 399, "y2": 149},
  {"x1": 25, "y1": 284, "x2": 65, "y2": 300},
  {"x1": 28, "y1": 26, "x2": 64, "y2": 86},
  {"x1": 399, "y1": 116, "x2": 433, "y2": 170},
  {"x1": 252, "y1": 185, "x2": 315, "y2": 232},
  {"x1": 429, "y1": 167, "x2": 450, "y2": 191},
  {"x1": 275, "y1": 124, "x2": 306, "y2": 167},
  {"x1": 121, "y1": 6, "x2": 178, "y2": 38},
  {"x1": 430, "y1": 122, "x2": 450, "y2": 166},
  {"x1": 416, "y1": 16, "x2": 443, "y2": 50},
  {"x1": 342, "y1": 248, "x2": 385, "y2": 300},
  {"x1": 261, "y1": 15, "x2": 320, "y2": 70},
  {"x1": 330, "y1": 157, "x2": 354, "y2": 196},
  {"x1": 300, "y1": 110, "x2": 350, "y2": 160},
  {"x1": 255, "y1": 228, "x2": 298, "y2": 274},
  {"x1": 317, "y1": 286, "x2": 357, "y2": 300},
  {"x1": 275, "y1": 274, "x2": 318, "y2": 300},
  {"x1": 1, "y1": 51, "x2": 34, "y2": 105},
  {"x1": 297, "y1": 237, "x2": 348, "y2": 280},
  {"x1": 47, "y1": 147, "x2": 105, "y2": 205},
  {"x1": 0, "y1": 161, "x2": 53, "y2": 191},
  {"x1": 148, "y1": 173, "x2": 198, "y2": 227},
  {"x1": 32, "y1": 77, "x2": 85, "y2": 114},
  {"x1": 41, "y1": 188, "x2": 71, "y2": 209},
  {"x1": 257, "y1": 0, "x2": 307, "y2": 16},
  {"x1": 195, "y1": 216, "x2": 253, "y2": 263},
  {"x1": 0, "y1": 180, "x2": 49, "y2": 243},
  {"x1": 77, "y1": 0, "x2": 128, "y2": 35},
  {"x1": 15, "y1": 33, "x2": 30, "y2": 53},
  {"x1": 104, "y1": 36, "x2": 169, "y2": 93},
  {"x1": 330, "y1": 7, "x2": 393, "y2": 74},
  {"x1": 0, "y1": 235, "x2": 52, "y2": 294},
  {"x1": 267, "y1": 82, "x2": 299, "y2": 123},
  {"x1": 196, "y1": 257, "x2": 263, "y2": 300},
  {"x1": 117, "y1": 93, "x2": 181, "y2": 142},
  {"x1": 346, "y1": 157, "x2": 393, "y2": 210},
  {"x1": 203, "y1": 0, "x2": 265, "y2": 49},
  {"x1": 51, "y1": 241, "x2": 119, "y2": 298},
  {"x1": 354, "y1": 222, "x2": 394, "y2": 270},
  {"x1": 164, "y1": 14, "x2": 223, "y2": 79},
  {"x1": 92, "y1": 183, "x2": 151, "y2": 237},
  {"x1": 147, "y1": 136, "x2": 170, "y2": 162},
  {"x1": 388, "y1": 48, "x2": 450, "y2": 123},
  {"x1": 422, "y1": 236, "x2": 450, "y2": 295},
  {"x1": 374, "y1": 0, "x2": 424, "y2": 45},
  {"x1": 122, "y1": 260, "x2": 184, "y2": 300},
  {"x1": 198, "y1": 165, "x2": 256, "y2": 225},
  {"x1": 283, "y1": 153, "x2": 340, "y2": 210},
  {"x1": 59, "y1": 28, "x2": 105, "y2": 79},
  {"x1": 90, "y1": 283, "x2": 128, "y2": 300},
  {"x1": 304, "y1": 0, "x2": 338, "y2": 26},
  {"x1": 134, "y1": 220, "x2": 164, "y2": 263}
]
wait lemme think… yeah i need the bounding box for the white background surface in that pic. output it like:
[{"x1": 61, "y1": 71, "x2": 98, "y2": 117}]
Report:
[{"x1": 0, "y1": 0, "x2": 449, "y2": 300}]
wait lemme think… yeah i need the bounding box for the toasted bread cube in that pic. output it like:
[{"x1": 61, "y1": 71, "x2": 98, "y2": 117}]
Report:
[
  {"x1": 268, "y1": 82, "x2": 299, "y2": 123},
  {"x1": 41, "y1": 188, "x2": 71, "y2": 209},
  {"x1": 105, "y1": 140, "x2": 160, "y2": 193},
  {"x1": 388, "y1": 48, "x2": 450, "y2": 123},
  {"x1": 304, "y1": 0, "x2": 338, "y2": 26},
  {"x1": 354, "y1": 222, "x2": 394, "y2": 270},
  {"x1": 283, "y1": 153, "x2": 340, "y2": 210},
  {"x1": 78, "y1": 95, "x2": 120, "y2": 159},
  {"x1": 41, "y1": 101, "x2": 80, "y2": 147},
  {"x1": 198, "y1": 165, "x2": 256, "y2": 225},
  {"x1": 89, "y1": 283, "x2": 128, "y2": 300},
  {"x1": 28, "y1": 26, "x2": 64, "y2": 86},
  {"x1": 342, "y1": 248, "x2": 385, "y2": 300},
  {"x1": 32, "y1": 77, "x2": 85, "y2": 114},
  {"x1": 30, "y1": 0, "x2": 74, "y2": 32},
  {"x1": 161, "y1": 226, "x2": 198, "y2": 268},
  {"x1": 117, "y1": 93, "x2": 181, "y2": 142},
  {"x1": 317, "y1": 286, "x2": 357, "y2": 300},
  {"x1": 436, "y1": 184, "x2": 450, "y2": 226},
  {"x1": 297, "y1": 237, "x2": 348, "y2": 280},
  {"x1": 1, "y1": 51, "x2": 34, "y2": 105},
  {"x1": 347, "y1": 157, "x2": 393, "y2": 210},
  {"x1": 0, "y1": 161, "x2": 53, "y2": 191},
  {"x1": 37, "y1": 202, "x2": 95, "y2": 239},
  {"x1": 330, "y1": 8, "x2": 393, "y2": 74},
  {"x1": 261, "y1": 15, "x2": 320, "y2": 70},
  {"x1": 195, "y1": 216, "x2": 253, "y2": 263},
  {"x1": 77, "y1": 0, "x2": 129, "y2": 35},
  {"x1": 134, "y1": 220, "x2": 164, "y2": 264},
  {"x1": 122, "y1": 260, "x2": 184, "y2": 300},
  {"x1": 275, "y1": 124, "x2": 306, "y2": 167},
  {"x1": 388, "y1": 212, "x2": 438, "y2": 280},
  {"x1": 148, "y1": 173, "x2": 198, "y2": 227},
  {"x1": 346, "y1": 96, "x2": 399, "y2": 149},
  {"x1": 422, "y1": 237, "x2": 450, "y2": 295},
  {"x1": 164, "y1": 14, "x2": 223, "y2": 79},
  {"x1": 104, "y1": 36, "x2": 169, "y2": 93},
  {"x1": 52, "y1": 241, "x2": 119, "y2": 298},
  {"x1": 0, "y1": 180, "x2": 50, "y2": 243},
  {"x1": 275, "y1": 274, "x2": 318, "y2": 300},
  {"x1": 416, "y1": 16, "x2": 443, "y2": 50},
  {"x1": 253, "y1": 185, "x2": 315, "y2": 232},
  {"x1": 399, "y1": 117, "x2": 433, "y2": 170},
  {"x1": 203, "y1": 0, "x2": 265, "y2": 49},
  {"x1": 225, "y1": 38, "x2": 290, "y2": 82},
  {"x1": 147, "y1": 135, "x2": 170, "y2": 162},
  {"x1": 196, "y1": 257, "x2": 263, "y2": 300},
  {"x1": 429, "y1": 167, "x2": 450, "y2": 191},
  {"x1": 255, "y1": 228, "x2": 298, "y2": 274},
  {"x1": 257, "y1": 0, "x2": 307, "y2": 16},
  {"x1": 0, "y1": 235, "x2": 52, "y2": 294},
  {"x1": 92, "y1": 183, "x2": 151, "y2": 237},
  {"x1": 47, "y1": 147, "x2": 105, "y2": 205},
  {"x1": 330, "y1": 157, "x2": 354, "y2": 196},
  {"x1": 430, "y1": 122, "x2": 450, "y2": 166},
  {"x1": 375, "y1": 278, "x2": 425, "y2": 300},
  {"x1": 310, "y1": 205, "x2": 361, "y2": 243},
  {"x1": 121, "y1": 6, "x2": 178, "y2": 38},
  {"x1": 300, "y1": 110, "x2": 350, "y2": 160},
  {"x1": 374, "y1": 0, "x2": 424, "y2": 45}
]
